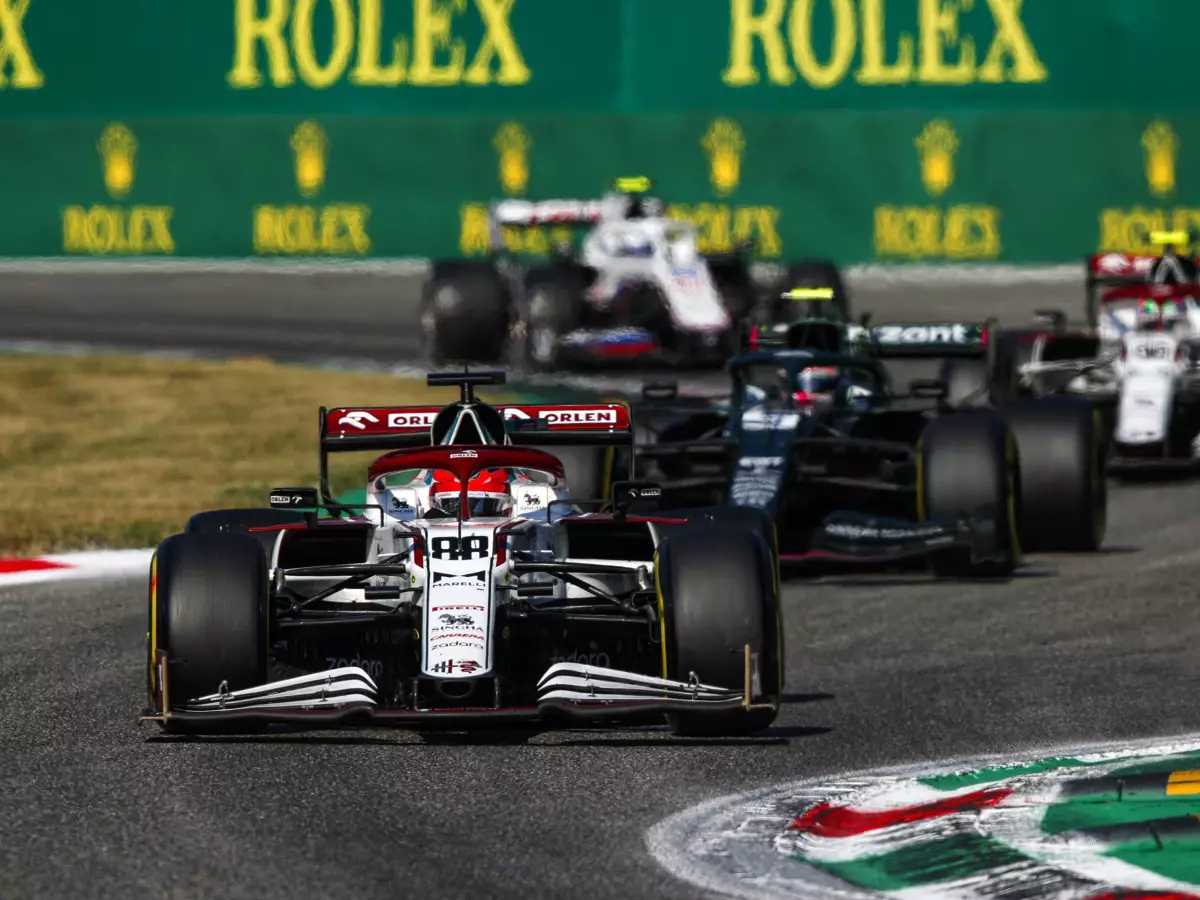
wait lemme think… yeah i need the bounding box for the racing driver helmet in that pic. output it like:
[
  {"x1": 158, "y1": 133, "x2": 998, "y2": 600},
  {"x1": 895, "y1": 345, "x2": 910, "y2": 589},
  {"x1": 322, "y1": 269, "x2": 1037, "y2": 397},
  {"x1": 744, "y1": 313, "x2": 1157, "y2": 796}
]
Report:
[
  {"x1": 1134, "y1": 298, "x2": 1163, "y2": 332},
  {"x1": 430, "y1": 468, "x2": 513, "y2": 518},
  {"x1": 1161, "y1": 298, "x2": 1186, "y2": 332}
]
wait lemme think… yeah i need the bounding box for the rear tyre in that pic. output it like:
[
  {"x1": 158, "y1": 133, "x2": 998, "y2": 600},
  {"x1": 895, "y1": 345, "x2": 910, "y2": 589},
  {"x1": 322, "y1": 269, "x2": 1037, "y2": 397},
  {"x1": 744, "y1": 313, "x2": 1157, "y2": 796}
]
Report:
[
  {"x1": 422, "y1": 269, "x2": 510, "y2": 364},
  {"x1": 1002, "y1": 397, "x2": 1106, "y2": 552},
  {"x1": 185, "y1": 508, "x2": 303, "y2": 564},
  {"x1": 148, "y1": 532, "x2": 269, "y2": 728},
  {"x1": 918, "y1": 413, "x2": 1020, "y2": 578},
  {"x1": 523, "y1": 270, "x2": 585, "y2": 370},
  {"x1": 657, "y1": 527, "x2": 781, "y2": 736}
]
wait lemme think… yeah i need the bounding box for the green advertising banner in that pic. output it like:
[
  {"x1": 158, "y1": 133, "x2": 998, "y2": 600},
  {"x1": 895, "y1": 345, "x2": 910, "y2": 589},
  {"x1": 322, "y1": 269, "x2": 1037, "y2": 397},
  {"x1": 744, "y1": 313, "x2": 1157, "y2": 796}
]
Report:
[{"x1": 0, "y1": 0, "x2": 1195, "y2": 263}]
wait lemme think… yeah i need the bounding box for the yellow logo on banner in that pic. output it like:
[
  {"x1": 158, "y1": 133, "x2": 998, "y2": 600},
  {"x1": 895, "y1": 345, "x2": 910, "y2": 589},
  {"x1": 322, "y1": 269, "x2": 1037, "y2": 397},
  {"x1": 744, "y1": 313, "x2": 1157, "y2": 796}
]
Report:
[
  {"x1": 494, "y1": 122, "x2": 530, "y2": 196},
  {"x1": 666, "y1": 118, "x2": 782, "y2": 257},
  {"x1": 461, "y1": 124, "x2": 574, "y2": 255},
  {"x1": 291, "y1": 120, "x2": 327, "y2": 198},
  {"x1": 99, "y1": 123, "x2": 137, "y2": 200},
  {"x1": 915, "y1": 119, "x2": 958, "y2": 198},
  {"x1": 62, "y1": 122, "x2": 175, "y2": 255},
  {"x1": 0, "y1": 0, "x2": 44, "y2": 89},
  {"x1": 227, "y1": 0, "x2": 531, "y2": 91},
  {"x1": 1143, "y1": 120, "x2": 1178, "y2": 198},
  {"x1": 702, "y1": 118, "x2": 745, "y2": 197},
  {"x1": 722, "y1": 0, "x2": 1048, "y2": 90},
  {"x1": 1098, "y1": 121, "x2": 1199, "y2": 254},
  {"x1": 254, "y1": 121, "x2": 372, "y2": 255},
  {"x1": 462, "y1": 117, "x2": 785, "y2": 258},
  {"x1": 874, "y1": 118, "x2": 1001, "y2": 259}
]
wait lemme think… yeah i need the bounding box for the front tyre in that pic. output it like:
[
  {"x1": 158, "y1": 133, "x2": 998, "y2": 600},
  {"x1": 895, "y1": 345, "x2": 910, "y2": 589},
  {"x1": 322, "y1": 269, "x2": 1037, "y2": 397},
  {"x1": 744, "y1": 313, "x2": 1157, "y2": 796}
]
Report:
[
  {"x1": 148, "y1": 532, "x2": 269, "y2": 730},
  {"x1": 1002, "y1": 396, "x2": 1106, "y2": 552},
  {"x1": 918, "y1": 413, "x2": 1020, "y2": 578},
  {"x1": 185, "y1": 508, "x2": 305, "y2": 565},
  {"x1": 657, "y1": 527, "x2": 782, "y2": 736},
  {"x1": 422, "y1": 270, "x2": 510, "y2": 364}
]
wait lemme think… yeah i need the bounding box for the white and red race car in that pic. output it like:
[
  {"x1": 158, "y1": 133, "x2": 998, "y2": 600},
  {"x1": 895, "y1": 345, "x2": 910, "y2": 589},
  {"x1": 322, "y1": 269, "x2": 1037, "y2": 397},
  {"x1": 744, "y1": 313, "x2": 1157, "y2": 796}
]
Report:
[
  {"x1": 1009, "y1": 243, "x2": 1200, "y2": 467},
  {"x1": 143, "y1": 371, "x2": 781, "y2": 737}
]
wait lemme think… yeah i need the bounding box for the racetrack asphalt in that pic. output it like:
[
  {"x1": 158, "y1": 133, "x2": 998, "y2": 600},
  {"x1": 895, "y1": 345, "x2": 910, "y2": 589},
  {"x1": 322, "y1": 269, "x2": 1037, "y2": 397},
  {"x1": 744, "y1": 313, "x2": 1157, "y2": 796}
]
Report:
[{"x1": 4, "y1": 272, "x2": 1200, "y2": 900}]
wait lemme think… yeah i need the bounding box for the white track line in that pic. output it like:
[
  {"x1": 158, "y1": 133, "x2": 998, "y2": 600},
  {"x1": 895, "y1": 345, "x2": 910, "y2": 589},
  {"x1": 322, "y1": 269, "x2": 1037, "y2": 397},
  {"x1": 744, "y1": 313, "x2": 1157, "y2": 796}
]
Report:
[{"x1": 0, "y1": 549, "x2": 152, "y2": 589}]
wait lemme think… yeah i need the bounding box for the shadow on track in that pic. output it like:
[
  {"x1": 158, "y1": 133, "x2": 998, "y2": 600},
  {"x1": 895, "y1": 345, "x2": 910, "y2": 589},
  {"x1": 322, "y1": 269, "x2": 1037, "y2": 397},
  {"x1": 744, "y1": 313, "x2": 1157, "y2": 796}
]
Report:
[
  {"x1": 143, "y1": 694, "x2": 836, "y2": 748},
  {"x1": 787, "y1": 567, "x2": 1059, "y2": 588}
]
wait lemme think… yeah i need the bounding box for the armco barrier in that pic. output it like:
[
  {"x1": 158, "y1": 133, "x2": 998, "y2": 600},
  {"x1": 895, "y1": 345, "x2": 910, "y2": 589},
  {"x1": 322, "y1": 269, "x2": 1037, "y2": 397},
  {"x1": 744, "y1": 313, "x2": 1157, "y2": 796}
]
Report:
[{"x1": 0, "y1": 0, "x2": 1195, "y2": 263}]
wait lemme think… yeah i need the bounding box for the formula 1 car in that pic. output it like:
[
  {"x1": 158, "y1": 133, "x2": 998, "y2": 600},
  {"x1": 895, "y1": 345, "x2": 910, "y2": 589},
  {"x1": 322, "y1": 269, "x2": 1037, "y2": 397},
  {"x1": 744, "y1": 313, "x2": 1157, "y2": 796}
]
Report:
[
  {"x1": 423, "y1": 179, "x2": 750, "y2": 369},
  {"x1": 142, "y1": 372, "x2": 782, "y2": 737},
  {"x1": 422, "y1": 178, "x2": 845, "y2": 370},
  {"x1": 1003, "y1": 232, "x2": 1200, "y2": 468},
  {"x1": 630, "y1": 333, "x2": 1106, "y2": 574}
]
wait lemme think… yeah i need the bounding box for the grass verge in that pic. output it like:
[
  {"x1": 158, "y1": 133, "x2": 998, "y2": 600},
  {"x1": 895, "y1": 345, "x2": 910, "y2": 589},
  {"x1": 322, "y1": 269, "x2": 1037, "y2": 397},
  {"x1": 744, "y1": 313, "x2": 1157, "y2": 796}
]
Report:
[{"x1": 0, "y1": 353, "x2": 513, "y2": 556}]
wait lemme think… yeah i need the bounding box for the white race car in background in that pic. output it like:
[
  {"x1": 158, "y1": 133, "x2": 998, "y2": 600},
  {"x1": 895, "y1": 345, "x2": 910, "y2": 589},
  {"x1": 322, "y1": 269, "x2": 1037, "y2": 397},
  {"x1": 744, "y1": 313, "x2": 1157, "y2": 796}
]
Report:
[
  {"x1": 422, "y1": 180, "x2": 756, "y2": 368},
  {"x1": 1016, "y1": 279, "x2": 1200, "y2": 468}
]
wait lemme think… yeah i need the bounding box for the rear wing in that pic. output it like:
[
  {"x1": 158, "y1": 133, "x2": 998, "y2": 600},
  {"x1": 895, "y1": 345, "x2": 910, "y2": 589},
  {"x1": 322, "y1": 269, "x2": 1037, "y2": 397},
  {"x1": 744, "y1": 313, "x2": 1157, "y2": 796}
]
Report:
[
  {"x1": 1085, "y1": 231, "x2": 1199, "y2": 324},
  {"x1": 321, "y1": 402, "x2": 632, "y2": 451},
  {"x1": 869, "y1": 322, "x2": 990, "y2": 358},
  {"x1": 486, "y1": 198, "x2": 609, "y2": 254},
  {"x1": 489, "y1": 199, "x2": 606, "y2": 227},
  {"x1": 318, "y1": 399, "x2": 633, "y2": 500},
  {"x1": 748, "y1": 319, "x2": 866, "y2": 353}
]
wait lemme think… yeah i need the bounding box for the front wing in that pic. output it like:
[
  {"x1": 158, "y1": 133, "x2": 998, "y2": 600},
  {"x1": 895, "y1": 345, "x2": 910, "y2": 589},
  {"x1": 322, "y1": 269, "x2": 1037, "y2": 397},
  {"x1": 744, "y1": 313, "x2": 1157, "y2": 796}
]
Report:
[
  {"x1": 141, "y1": 655, "x2": 766, "y2": 732},
  {"x1": 781, "y1": 509, "x2": 1010, "y2": 570}
]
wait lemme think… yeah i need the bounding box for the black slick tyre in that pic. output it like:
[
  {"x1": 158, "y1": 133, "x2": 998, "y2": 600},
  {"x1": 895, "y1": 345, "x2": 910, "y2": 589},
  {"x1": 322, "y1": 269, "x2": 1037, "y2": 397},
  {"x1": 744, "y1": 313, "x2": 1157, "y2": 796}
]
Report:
[
  {"x1": 422, "y1": 269, "x2": 509, "y2": 364},
  {"x1": 148, "y1": 532, "x2": 269, "y2": 726},
  {"x1": 186, "y1": 508, "x2": 304, "y2": 564},
  {"x1": 657, "y1": 506, "x2": 778, "y2": 567},
  {"x1": 524, "y1": 269, "x2": 585, "y2": 370},
  {"x1": 1001, "y1": 396, "x2": 1106, "y2": 552},
  {"x1": 918, "y1": 413, "x2": 1020, "y2": 577},
  {"x1": 656, "y1": 527, "x2": 781, "y2": 736}
]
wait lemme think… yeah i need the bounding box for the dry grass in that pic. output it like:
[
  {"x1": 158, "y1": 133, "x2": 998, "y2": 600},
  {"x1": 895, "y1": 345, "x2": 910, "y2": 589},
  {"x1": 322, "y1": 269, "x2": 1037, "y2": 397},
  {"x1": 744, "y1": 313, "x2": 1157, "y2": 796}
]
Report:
[{"x1": 0, "y1": 354, "x2": 512, "y2": 556}]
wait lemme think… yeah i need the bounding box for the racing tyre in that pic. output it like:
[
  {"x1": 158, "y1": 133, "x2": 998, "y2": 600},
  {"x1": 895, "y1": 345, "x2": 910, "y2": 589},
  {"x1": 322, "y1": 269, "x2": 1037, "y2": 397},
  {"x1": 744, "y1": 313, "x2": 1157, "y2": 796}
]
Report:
[
  {"x1": 657, "y1": 527, "x2": 782, "y2": 736},
  {"x1": 1002, "y1": 396, "x2": 1106, "y2": 552},
  {"x1": 658, "y1": 506, "x2": 778, "y2": 568},
  {"x1": 523, "y1": 268, "x2": 585, "y2": 370},
  {"x1": 148, "y1": 532, "x2": 269, "y2": 728},
  {"x1": 918, "y1": 413, "x2": 1020, "y2": 578},
  {"x1": 422, "y1": 267, "x2": 510, "y2": 364},
  {"x1": 186, "y1": 508, "x2": 304, "y2": 565}
]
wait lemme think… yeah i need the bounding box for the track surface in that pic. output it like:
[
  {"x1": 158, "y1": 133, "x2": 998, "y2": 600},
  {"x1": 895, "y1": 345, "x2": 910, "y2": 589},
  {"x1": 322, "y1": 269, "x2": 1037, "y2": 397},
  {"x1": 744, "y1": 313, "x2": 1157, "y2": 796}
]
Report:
[
  {"x1": 0, "y1": 270, "x2": 1081, "y2": 362},
  {"x1": 4, "y1": 273, "x2": 1200, "y2": 900}
]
